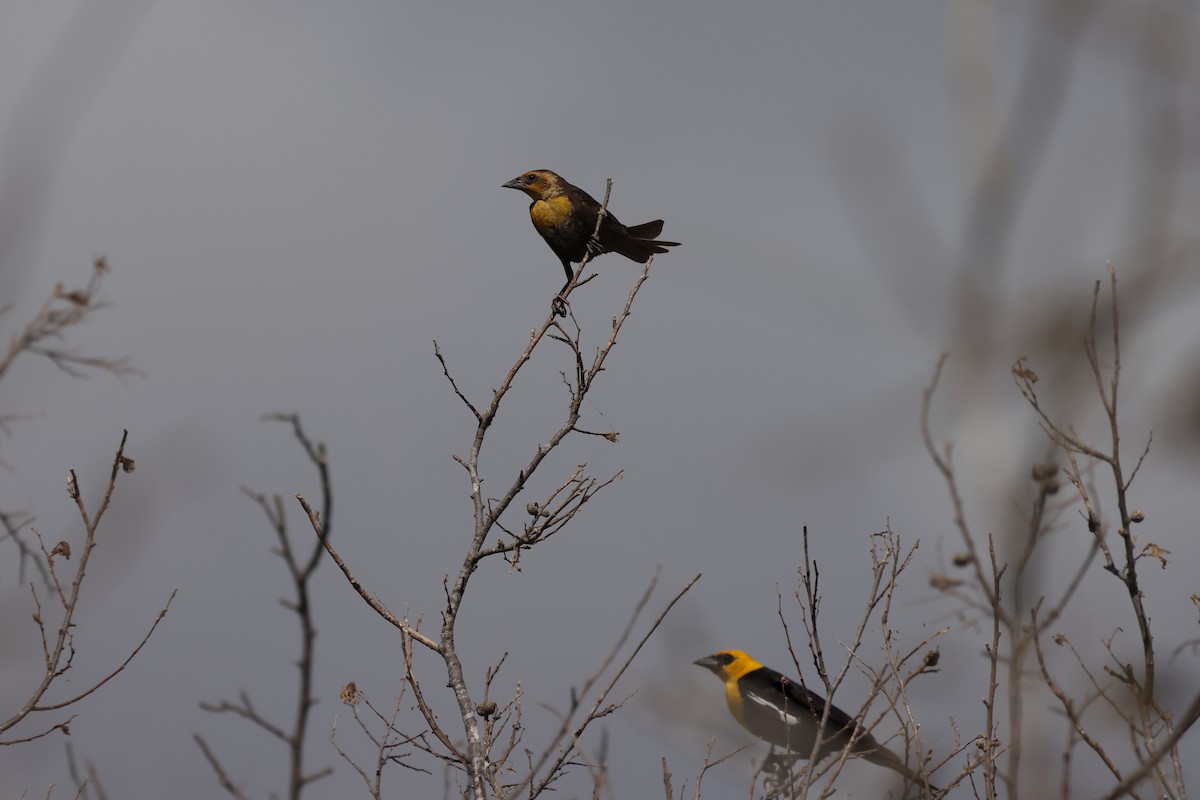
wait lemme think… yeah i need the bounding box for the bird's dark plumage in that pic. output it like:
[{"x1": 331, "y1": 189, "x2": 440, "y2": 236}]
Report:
[{"x1": 503, "y1": 169, "x2": 679, "y2": 294}]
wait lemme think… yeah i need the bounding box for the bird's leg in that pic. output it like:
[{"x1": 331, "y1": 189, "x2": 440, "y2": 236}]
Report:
[
  {"x1": 585, "y1": 236, "x2": 604, "y2": 258},
  {"x1": 762, "y1": 748, "x2": 795, "y2": 773},
  {"x1": 551, "y1": 281, "x2": 569, "y2": 317},
  {"x1": 552, "y1": 261, "x2": 579, "y2": 317},
  {"x1": 761, "y1": 748, "x2": 792, "y2": 799},
  {"x1": 761, "y1": 750, "x2": 807, "y2": 800}
]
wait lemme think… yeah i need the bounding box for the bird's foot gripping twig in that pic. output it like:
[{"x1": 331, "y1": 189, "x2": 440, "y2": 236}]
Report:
[
  {"x1": 553, "y1": 264, "x2": 585, "y2": 317},
  {"x1": 760, "y1": 750, "x2": 804, "y2": 799}
]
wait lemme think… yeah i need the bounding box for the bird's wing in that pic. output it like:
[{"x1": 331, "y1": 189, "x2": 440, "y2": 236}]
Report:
[
  {"x1": 753, "y1": 667, "x2": 861, "y2": 732},
  {"x1": 742, "y1": 687, "x2": 815, "y2": 729}
]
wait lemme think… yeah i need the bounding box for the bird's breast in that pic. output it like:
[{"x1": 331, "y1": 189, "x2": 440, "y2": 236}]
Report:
[
  {"x1": 530, "y1": 195, "x2": 574, "y2": 230},
  {"x1": 724, "y1": 681, "x2": 747, "y2": 725}
]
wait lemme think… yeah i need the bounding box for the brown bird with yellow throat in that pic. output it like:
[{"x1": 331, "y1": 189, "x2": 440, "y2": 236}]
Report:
[{"x1": 502, "y1": 169, "x2": 679, "y2": 297}]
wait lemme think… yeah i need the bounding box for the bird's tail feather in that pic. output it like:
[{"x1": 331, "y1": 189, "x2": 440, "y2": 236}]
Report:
[
  {"x1": 862, "y1": 746, "x2": 939, "y2": 795},
  {"x1": 609, "y1": 219, "x2": 680, "y2": 263},
  {"x1": 626, "y1": 219, "x2": 665, "y2": 239},
  {"x1": 610, "y1": 238, "x2": 680, "y2": 263}
]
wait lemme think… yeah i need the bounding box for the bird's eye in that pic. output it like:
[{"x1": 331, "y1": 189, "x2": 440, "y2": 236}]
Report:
[
  {"x1": 720, "y1": 653, "x2": 733, "y2": 664},
  {"x1": 524, "y1": 174, "x2": 537, "y2": 184}
]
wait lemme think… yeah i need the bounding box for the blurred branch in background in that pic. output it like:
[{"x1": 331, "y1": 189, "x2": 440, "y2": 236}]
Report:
[
  {"x1": 944, "y1": 5, "x2": 1200, "y2": 796},
  {"x1": 0, "y1": 259, "x2": 136, "y2": 584},
  {"x1": 829, "y1": 3, "x2": 1200, "y2": 796},
  {"x1": 925, "y1": 268, "x2": 1197, "y2": 799},
  {"x1": 196, "y1": 414, "x2": 334, "y2": 800},
  {"x1": 67, "y1": 740, "x2": 110, "y2": 800},
  {"x1": 832, "y1": 0, "x2": 1200, "y2": 448},
  {"x1": 1017, "y1": 269, "x2": 1194, "y2": 798},
  {"x1": 0, "y1": 0, "x2": 153, "y2": 301},
  {"x1": 950, "y1": 0, "x2": 1103, "y2": 358},
  {"x1": 0, "y1": 258, "x2": 136, "y2": 383}
]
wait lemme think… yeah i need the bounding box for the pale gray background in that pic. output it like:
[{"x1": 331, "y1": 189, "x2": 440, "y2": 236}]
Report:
[{"x1": 1, "y1": 1, "x2": 1198, "y2": 797}]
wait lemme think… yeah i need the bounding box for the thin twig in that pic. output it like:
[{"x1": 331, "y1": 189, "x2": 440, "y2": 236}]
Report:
[
  {"x1": 516, "y1": 573, "x2": 701, "y2": 800},
  {"x1": 295, "y1": 494, "x2": 441, "y2": 652}
]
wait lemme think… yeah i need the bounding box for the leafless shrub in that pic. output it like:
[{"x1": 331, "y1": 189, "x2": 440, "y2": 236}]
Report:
[{"x1": 0, "y1": 431, "x2": 174, "y2": 746}]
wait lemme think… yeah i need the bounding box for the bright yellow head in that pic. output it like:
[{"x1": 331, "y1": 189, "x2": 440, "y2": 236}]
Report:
[
  {"x1": 502, "y1": 169, "x2": 565, "y2": 201},
  {"x1": 694, "y1": 650, "x2": 765, "y2": 726},
  {"x1": 693, "y1": 650, "x2": 764, "y2": 684}
]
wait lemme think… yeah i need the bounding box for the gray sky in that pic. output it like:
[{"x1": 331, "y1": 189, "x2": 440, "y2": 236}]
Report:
[{"x1": 1, "y1": 1, "x2": 1199, "y2": 797}]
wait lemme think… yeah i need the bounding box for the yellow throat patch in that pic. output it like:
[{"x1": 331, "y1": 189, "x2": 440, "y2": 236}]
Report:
[{"x1": 530, "y1": 195, "x2": 574, "y2": 229}]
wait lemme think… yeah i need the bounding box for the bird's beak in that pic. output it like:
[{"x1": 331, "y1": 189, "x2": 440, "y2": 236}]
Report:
[
  {"x1": 501, "y1": 176, "x2": 525, "y2": 190},
  {"x1": 693, "y1": 655, "x2": 721, "y2": 672}
]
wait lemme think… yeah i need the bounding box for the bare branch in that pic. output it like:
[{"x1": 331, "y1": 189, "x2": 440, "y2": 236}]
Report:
[
  {"x1": 1, "y1": 432, "x2": 170, "y2": 745},
  {"x1": 36, "y1": 590, "x2": 175, "y2": 711},
  {"x1": 295, "y1": 493, "x2": 440, "y2": 653},
  {"x1": 199, "y1": 415, "x2": 336, "y2": 799}
]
